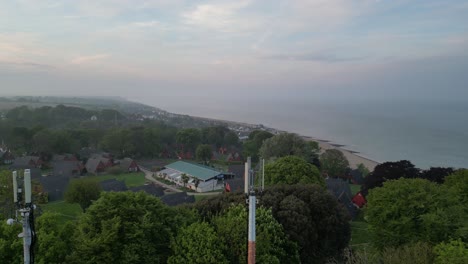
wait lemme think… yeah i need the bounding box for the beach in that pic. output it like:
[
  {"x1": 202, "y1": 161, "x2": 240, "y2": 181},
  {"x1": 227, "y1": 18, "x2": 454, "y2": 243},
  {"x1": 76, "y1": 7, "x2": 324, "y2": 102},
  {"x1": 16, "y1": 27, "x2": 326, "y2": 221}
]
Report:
[{"x1": 302, "y1": 136, "x2": 380, "y2": 171}]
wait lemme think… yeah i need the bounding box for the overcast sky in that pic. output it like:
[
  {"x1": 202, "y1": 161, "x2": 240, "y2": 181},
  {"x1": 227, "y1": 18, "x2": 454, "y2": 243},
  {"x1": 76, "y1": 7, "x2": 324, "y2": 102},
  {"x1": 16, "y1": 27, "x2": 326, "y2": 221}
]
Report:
[{"x1": 1, "y1": 0, "x2": 467, "y2": 105}]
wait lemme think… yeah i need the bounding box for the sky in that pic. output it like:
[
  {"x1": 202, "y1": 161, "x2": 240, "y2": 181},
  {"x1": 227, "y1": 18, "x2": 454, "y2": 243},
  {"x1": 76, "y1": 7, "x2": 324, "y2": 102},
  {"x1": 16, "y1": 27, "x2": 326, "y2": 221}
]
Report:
[{"x1": 1, "y1": 0, "x2": 468, "y2": 105}]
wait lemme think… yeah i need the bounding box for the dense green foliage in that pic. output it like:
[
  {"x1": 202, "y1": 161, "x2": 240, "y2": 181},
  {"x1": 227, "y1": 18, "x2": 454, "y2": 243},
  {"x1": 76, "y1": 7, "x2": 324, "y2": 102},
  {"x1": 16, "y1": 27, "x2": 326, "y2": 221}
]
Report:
[
  {"x1": 168, "y1": 222, "x2": 227, "y2": 264},
  {"x1": 320, "y1": 149, "x2": 350, "y2": 177},
  {"x1": 68, "y1": 192, "x2": 176, "y2": 264},
  {"x1": 35, "y1": 212, "x2": 75, "y2": 264},
  {"x1": 195, "y1": 144, "x2": 213, "y2": 163},
  {"x1": 242, "y1": 130, "x2": 274, "y2": 161},
  {"x1": 176, "y1": 128, "x2": 201, "y2": 152},
  {"x1": 261, "y1": 184, "x2": 351, "y2": 263},
  {"x1": 365, "y1": 178, "x2": 467, "y2": 250},
  {"x1": 193, "y1": 184, "x2": 351, "y2": 263},
  {"x1": 64, "y1": 179, "x2": 101, "y2": 212},
  {"x1": 0, "y1": 216, "x2": 22, "y2": 264},
  {"x1": 259, "y1": 133, "x2": 319, "y2": 163},
  {"x1": 433, "y1": 239, "x2": 468, "y2": 264},
  {"x1": 264, "y1": 156, "x2": 323, "y2": 186},
  {"x1": 0, "y1": 170, "x2": 14, "y2": 217}
]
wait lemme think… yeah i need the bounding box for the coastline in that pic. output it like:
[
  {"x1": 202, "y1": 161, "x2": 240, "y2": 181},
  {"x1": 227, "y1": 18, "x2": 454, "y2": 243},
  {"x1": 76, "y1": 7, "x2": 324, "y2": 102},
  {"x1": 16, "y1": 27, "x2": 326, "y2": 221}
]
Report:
[
  {"x1": 302, "y1": 136, "x2": 379, "y2": 171},
  {"x1": 145, "y1": 107, "x2": 382, "y2": 171}
]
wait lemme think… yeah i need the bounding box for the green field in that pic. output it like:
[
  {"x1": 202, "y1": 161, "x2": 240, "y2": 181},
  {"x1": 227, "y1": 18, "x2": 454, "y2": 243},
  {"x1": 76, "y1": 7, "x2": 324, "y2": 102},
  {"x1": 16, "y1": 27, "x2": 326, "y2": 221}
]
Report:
[
  {"x1": 77, "y1": 172, "x2": 146, "y2": 187},
  {"x1": 40, "y1": 201, "x2": 83, "y2": 223}
]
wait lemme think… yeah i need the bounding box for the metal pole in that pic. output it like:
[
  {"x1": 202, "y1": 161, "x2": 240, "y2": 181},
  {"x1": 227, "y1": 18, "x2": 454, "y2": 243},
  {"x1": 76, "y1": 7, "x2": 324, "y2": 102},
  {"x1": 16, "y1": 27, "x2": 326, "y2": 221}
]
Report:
[
  {"x1": 246, "y1": 159, "x2": 256, "y2": 264},
  {"x1": 20, "y1": 209, "x2": 31, "y2": 264},
  {"x1": 248, "y1": 191, "x2": 256, "y2": 264}
]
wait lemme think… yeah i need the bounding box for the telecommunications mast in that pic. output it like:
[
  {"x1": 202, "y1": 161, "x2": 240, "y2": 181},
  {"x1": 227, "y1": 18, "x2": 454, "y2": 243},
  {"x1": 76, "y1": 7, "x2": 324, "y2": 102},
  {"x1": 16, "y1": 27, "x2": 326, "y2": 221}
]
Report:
[{"x1": 7, "y1": 169, "x2": 36, "y2": 264}]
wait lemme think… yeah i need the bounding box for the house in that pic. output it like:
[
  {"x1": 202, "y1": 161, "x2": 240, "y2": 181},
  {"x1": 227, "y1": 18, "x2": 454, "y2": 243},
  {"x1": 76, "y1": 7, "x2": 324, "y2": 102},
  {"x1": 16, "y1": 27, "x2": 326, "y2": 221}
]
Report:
[
  {"x1": 160, "y1": 192, "x2": 195, "y2": 206},
  {"x1": 0, "y1": 149, "x2": 14, "y2": 165},
  {"x1": 52, "y1": 154, "x2": 78, "y2": 162},
  {"x1": 130, "y1": 184, "x2": 164, "y2": 197},
  {"x1": 352, "y1": 192, "x2": 367, "y2": 208},
  {"x1": 53, "y1": 160, "x2": 84, "y2": 177},
  {"x1": 10, "y1": 156, "x2": 43, "y2": 169},
  {"x1": 85, "y1": 158, "x2": 106, "y2": 175},
  {"x1": 226, "y1": 152, "x2": 242, "y2": 162},
  {"x1": 326, "y1": 178, "x2": 357, "y2": 219},
  {"x1": 99, "y1": 179, "x2": 127, "y2": 192},
  {"x1": 118, "y1": 158, "x2": 139, "y2": 172},
  {"x1": 158, "y1": 161, "x2": 233, "y2": 192}
]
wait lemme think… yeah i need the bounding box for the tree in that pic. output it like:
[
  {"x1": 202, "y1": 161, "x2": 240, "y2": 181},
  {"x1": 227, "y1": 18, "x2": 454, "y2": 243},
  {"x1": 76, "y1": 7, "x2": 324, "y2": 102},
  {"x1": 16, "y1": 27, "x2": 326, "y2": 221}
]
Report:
[
  {"x1": 213, "y1": 205, "x2": 299, "y2": 264},
  {"x1": 259, "y1": 133, "x2": 309, "y2": 160},
  {"x1": 261, "y1": 184, "x2": 351, "y2": 263},
  {"x1": 319, "y1": 149, "x2": 349, "y2": 178},
  {"x1": 64, "y1": 179, "x2": 101, "y2": 212},
  {"x1": 168, "y1": 222, "x2": 228, "y2": 264},
  {"x1": 181, "y1": 173, "x2": 189, "y2": 187},
  {"x1": 365, "y1": 178, "x2": 466, "y2": 250},
  {"x1": 190, "y1": 185, "x2": 350, "y2": 263},
  {"x1": 0, "y1": 170, "x2": 14, "y2": 217},
  {"x1": 444, "y1": 169, "x2": 468, "y2": 203},
  {"x1": 196, "y1": 144, "x2": 212, "y2": 163},
  {"x1": 243, "y1": 130, "x2": 273, "y2": 161},
  {"x1": 357, "y1": 163, "x2": 370, "y2": 178},
  {"x1": 176, "y1": 128, "x2": 201, "y2": 152},
  {"x1": 35, "y1": 212, "x2": 75, "y2": 264},
  {"x1": 362, "y1": 160, "x2": 420, "y2": 195},
  {"x1": 68, "y1": 192, "x2": 175, "y2": 264},
  {"x1": 223, "y1": 131, "x2": 239, "y2": 147},
  {"x1": 421, "y1": 167, "x2": 455, "y2": 184},
  {"x1": 0, "y1": 215, "x2": 22, "y2": 263},
  {"x1": 264, "y1": 156, "x2": 323, "y2": 186},
  {"x1": 433, "y1": 239, "x2": 468, "y2": 264}
]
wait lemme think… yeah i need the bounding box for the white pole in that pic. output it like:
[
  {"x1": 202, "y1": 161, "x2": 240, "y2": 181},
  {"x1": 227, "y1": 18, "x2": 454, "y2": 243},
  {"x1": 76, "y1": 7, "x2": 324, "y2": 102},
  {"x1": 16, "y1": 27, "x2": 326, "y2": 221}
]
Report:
[
  {"x1": 13, "y1": 171, "x2": 18, "y2": 203},
  {"x1": 244, "y1": 161, "x2": 249, "y2": 194},
  {"x1": 248, "y1": 193, "x2": 256, "y2": 264},
  {"x1": 21, "y1": 209, "x2": 31, "y2": 264},
  {"x1": 246, "y1": 158, "x2": 256, "y2": 264},
  {"x1": 24, "y1": 169, "x2": 32, "y2": 204}
]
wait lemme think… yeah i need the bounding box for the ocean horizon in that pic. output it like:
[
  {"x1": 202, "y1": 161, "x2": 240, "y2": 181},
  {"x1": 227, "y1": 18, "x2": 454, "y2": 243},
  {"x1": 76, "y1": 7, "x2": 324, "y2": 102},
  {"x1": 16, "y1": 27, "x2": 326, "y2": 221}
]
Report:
[{"x1": 148, "y1": 98, "x2": 468, "y2": 169}]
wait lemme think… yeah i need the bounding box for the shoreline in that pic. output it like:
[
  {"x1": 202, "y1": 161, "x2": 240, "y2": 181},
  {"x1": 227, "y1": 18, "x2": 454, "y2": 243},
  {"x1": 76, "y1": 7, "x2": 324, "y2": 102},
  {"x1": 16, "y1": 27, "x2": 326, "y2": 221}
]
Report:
[
  {"x1": 302, "y1": 136, "x2": 380, "y2": 171},
  {"x1": 185, "y1": 113, "x2": 381, "y2": 171}
]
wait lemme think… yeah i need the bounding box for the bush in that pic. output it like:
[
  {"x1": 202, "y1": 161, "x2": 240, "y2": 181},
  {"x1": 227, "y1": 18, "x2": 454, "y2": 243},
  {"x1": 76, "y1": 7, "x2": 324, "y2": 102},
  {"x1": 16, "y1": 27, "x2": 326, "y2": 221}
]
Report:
[
  {"x1": 380, "y1": 242, "x2": 434, "y2": 264},
  {"x1": 434, "y1": 239, "x2": 468, "y2": 264}
]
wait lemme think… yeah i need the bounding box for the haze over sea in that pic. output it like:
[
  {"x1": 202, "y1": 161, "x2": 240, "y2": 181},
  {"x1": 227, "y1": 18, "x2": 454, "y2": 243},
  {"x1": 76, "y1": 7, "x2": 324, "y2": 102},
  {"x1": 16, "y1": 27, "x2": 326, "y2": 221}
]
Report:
[{"x1": 150, "y1": 98, "x2": 468, "y2": 169}]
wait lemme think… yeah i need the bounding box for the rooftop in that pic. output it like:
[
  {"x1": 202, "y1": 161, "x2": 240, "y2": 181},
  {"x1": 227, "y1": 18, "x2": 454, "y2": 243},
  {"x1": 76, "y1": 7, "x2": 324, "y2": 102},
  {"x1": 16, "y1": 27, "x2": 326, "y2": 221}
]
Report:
[{"x1": 165, "y1": 161, "x2": 223, "y2": 181}]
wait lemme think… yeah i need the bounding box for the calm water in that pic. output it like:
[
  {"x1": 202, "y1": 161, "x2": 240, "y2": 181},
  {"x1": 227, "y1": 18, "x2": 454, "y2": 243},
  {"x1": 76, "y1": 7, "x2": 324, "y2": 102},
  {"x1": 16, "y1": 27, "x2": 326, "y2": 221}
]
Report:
[{"x1": 152, "y1": 98, "x2": 468, "y2": 169}]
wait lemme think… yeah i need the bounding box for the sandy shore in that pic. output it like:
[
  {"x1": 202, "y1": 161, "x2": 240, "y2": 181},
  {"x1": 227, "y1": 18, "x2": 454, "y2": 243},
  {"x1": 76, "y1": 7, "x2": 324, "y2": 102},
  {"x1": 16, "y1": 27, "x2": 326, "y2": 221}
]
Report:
[{"x1": 302, "y1": 136, "x2": 380, "y2": 171}]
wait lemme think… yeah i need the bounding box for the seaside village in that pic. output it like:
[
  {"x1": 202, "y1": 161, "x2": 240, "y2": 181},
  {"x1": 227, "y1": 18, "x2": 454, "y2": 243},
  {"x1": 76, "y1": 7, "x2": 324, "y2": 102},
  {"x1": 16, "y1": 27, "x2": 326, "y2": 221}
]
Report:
[
  {"x1": 1, "y1": 104, "x2": 466, "y2": 263},
  {"x1": 0, "y1": 127, "x2": 369, "y2": 216}
]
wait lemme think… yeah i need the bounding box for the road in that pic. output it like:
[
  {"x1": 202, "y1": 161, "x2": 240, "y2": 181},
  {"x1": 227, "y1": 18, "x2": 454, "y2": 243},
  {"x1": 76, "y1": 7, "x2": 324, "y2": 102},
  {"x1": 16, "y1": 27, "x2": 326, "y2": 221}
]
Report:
[{"x1": 139, "y1": 166, "x2": 221, "y2": 196}]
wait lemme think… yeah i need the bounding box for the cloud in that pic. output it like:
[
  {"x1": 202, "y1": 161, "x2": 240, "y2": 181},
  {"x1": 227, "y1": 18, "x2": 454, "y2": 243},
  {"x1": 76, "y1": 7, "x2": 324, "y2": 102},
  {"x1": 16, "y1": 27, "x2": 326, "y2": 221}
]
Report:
[
  {"x1": 0, "y1": 60, "x2": 55, "y2": 71},
  {"x1": 131, "y1": 20, "x2": 160, "y2": 27},
  {"x1": 181, "y1": 1, "x2": 259, "y2": 32},
  {"x1": 264, "y1": 53, "x2": 367, "y2": 62},
  {"x1": 70, "y1": 54, "x2": 110, "y2": 65}
]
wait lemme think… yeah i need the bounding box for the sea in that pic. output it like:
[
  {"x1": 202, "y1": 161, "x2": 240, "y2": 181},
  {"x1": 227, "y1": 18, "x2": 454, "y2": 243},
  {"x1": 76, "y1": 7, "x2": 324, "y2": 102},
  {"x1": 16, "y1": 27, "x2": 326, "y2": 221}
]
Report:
[{"x1": 150, "y1": 98, "x2": 468, "y2": 169}]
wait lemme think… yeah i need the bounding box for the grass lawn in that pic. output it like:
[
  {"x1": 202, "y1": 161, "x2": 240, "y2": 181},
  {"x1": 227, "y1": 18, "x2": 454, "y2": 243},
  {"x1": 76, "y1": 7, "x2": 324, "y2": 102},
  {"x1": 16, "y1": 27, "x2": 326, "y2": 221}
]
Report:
[
  {"x1": 350, "y1": 221, "x2": 372, "y2": 248},
  {"x1": 350, "y1": 184, "x2": 362, "y2": 195},
  {"x1": 40, "y1": 200, "x2": 82, "y2": 223},
  {"x1": 77, "y1": 172, "x2": 146, "y2": 188},
  {"x1": 194, "y1": 195, "x2": 211, "y2": 202}
]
